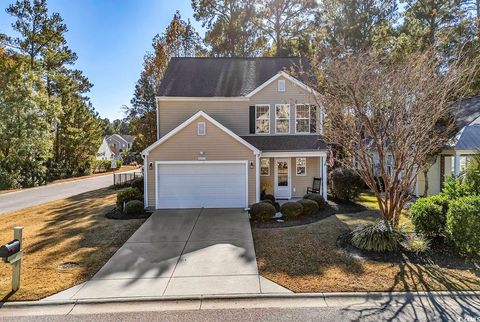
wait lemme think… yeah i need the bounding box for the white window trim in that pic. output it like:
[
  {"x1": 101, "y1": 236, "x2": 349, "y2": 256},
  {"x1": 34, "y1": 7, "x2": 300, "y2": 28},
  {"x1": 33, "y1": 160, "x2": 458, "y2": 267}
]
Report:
[
  {"x1": 295, "y1": 104, "x2": 311, "y2": 134},
  {"x1": 197, "y1": 121, "x2": 206, "y2": 135},
  {"x1": 275, "y1": 104, "x2": 290, "y2": 134},
  {"x1": 260, "y1": 158, "x2": 270, "y2": 176},
  {"x1": 277, "y1": 79, "x2": 286, "y2": 92},
  {"x1": 296, "y1": 157, "x2": 307, "y2": 176},
  {"x1": 255, "y1": 104, "x2": 270, "y2": 134}
]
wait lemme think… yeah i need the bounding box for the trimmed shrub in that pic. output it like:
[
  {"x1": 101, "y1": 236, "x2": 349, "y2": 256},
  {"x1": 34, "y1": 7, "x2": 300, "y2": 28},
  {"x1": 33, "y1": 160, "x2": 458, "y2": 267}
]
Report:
[
  {"x1": 303, "y1": 193, "x2": 327, "y2": 209},
  {"x1": 330, "y1": 168, "x2": 363, "y2": 202},
  {"x1": 124, "y1": 200, "x2": 144, "y2": 216},
  {"x1": 129, "y1": 177, "x2": 144, "y2": 192},
  {"x1": 446, "y1": 196, "x2": 480, "y2": 256},
  {"x1": 117, "y1": 187, "x2": 143, "y2": 209},
  {"x1": 409, "y1": 195, "x2": 449, "y2": 238},
  {"x1": 250, "y1": 202, "x2": 276, "y2": 221},
  {"x1": 115, "y1": 159, "x2": 123, "y2": 169},
  {"x1": 441, "y1": 176, "x2": 471, "y2": 200},
  {"x1": 280, "y1": 202, "x2": 303, "y2": 219},
  {"x1": 92, "y1": 160, "x2": 112, "y2": 173},
  {"x1": 262, "y1": 199, "x2": 274, "y2": 206},
  {"x1": 262, "y1": 194, "x2": 276, "y2": 204},
  {"x1": 351, "y1": 221, "x2": 403, "y2": 252},
  {"x1": 297, "y1": 199, "x2": 319, "y2": 216}
]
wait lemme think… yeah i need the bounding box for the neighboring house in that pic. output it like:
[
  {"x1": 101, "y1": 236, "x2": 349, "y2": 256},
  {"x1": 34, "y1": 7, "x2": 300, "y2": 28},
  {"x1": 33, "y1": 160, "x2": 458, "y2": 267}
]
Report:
[
  {"x1": 142, "y1": 57, "x2": 328, "y2": 209},
  {"x1": 97, "y1": 134, "x2": 135, "y2": 161},
  {"x1": 416, "y1": 96, "x2": 480, "y2": 196},
  {"x1": 96, "y1": 137, "x2": 114, "y2": 161}
]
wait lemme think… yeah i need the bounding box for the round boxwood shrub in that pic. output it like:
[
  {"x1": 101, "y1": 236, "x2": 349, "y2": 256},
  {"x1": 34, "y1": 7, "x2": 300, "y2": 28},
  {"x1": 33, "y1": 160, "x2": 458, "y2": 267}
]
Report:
[
  {"x1": 297, "y1": 199, "x2": 319, "y2": 216},
  {"x1": 117, "y1": 187, "x2": 143, "y2": 209},
  {"x1": 250, "y1": 202, "x2": 276, "y2": 221},
  {"x1": 351, "y1": 220, "x2": 403, "y2": 252},
  {"x1": 262, "y1": 199, "x2": 274, "y2": 206},
  {"x1": 446, "y1": 196, "x2": 480, "y2": 256},
  {"x1": 303, "y1": 193, "x2": 327, "y2": 209},
  {"x1": 129, "y1": 177, "x2": 144, "y2": 193},
  {"x1": 262, "y1": 194, "x2": 275, "y2": 204},
  {"x1": 124, "y1": 200, "x2": 144, "y2": 216},
  {"x1": 409, "y1": 195, "x2": 448, "y2": 238},
  {"x1": 330, "y1": 168, "x2": 363, "y2": 202},
  {"x1": 280, "y1": 202, "x2": 303, "y2": 219}
]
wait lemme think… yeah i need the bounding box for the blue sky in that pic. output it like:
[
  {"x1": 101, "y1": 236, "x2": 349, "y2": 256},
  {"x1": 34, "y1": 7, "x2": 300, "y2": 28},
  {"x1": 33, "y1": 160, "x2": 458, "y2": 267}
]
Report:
[{"x1": 0, "y1": 0, "x2": 204, "y2": 120}]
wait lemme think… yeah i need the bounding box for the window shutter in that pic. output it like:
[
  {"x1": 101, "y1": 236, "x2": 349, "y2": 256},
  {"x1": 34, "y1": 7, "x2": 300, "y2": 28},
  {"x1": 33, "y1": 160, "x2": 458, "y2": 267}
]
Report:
[
  {"x1": 310, "y1": 105, "x2": 317, "y2": 133},
  {"x1": 249, "y1": 106, "x2": 255, "y2": 134}
]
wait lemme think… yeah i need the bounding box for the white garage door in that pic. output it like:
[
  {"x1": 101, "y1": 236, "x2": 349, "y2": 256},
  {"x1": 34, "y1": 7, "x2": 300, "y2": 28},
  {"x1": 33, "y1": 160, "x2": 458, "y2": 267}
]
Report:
[{"x1": 156, "y1": 162, "x2": 247, "y2": 209}]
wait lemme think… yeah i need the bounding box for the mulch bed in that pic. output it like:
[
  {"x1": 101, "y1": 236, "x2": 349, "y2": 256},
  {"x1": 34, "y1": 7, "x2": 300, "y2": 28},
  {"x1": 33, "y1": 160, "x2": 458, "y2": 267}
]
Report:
[
  {"x1": 106, "y1": 207, "x2": 152, "y2": 220},
  {"x1": 336, "y1": 232, "x2": 479, "y2": 271},
  {"x1": 251, "y1": 199, "x2": 367, "y2": 229}
]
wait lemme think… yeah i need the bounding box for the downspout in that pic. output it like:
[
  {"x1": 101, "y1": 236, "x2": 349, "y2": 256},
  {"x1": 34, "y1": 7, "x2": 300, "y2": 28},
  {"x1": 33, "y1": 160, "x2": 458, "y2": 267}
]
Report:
[{"x1": 143, "y1": 153, "x2": 148, "y2": 208}]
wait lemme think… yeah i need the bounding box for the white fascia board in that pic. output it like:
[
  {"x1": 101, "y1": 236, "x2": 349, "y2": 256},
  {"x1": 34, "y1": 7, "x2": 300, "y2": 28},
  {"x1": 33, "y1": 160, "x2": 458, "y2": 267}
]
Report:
[
  {"x1": 246, "y1": 71, "x2": 320, "y2": 98},
  {"x1": 157, "y1": 96, "x2": 250, "y2": 102},
  {"x1": 261, "y1": 151, "x2": 327, "y2": 158},
  {"x1": 142, "y1": 111, "x2": 261, "y2": 156}
]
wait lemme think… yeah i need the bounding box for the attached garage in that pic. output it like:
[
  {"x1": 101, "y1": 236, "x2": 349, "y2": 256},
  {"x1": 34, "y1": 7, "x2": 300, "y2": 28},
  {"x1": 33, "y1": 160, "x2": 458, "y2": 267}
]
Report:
[{"x1": 155, "y1": 161, "x2": 248, "y2": 209}]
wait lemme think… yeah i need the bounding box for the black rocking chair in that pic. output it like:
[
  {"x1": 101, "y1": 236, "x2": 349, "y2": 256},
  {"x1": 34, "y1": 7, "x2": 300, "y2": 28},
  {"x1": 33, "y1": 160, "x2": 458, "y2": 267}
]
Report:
[{"x1": 307, "y1": 177, "x2": 322, "y2": 194}]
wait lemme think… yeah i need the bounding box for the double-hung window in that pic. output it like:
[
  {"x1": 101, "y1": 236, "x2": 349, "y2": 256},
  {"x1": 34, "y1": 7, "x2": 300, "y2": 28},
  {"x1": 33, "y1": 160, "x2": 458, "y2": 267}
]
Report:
[
  {"x1": 255, "y1": 104, "x2": 270, "y2": 134},
  {"x1": 296, "y1": 158, "x2": 306, "y2": 176},
  {"x1": 275, "y1": 104, "x2": 290, "y2": 133},
  {"x1": 295, "y1": 104, "x2": 310, "y2": 133}
]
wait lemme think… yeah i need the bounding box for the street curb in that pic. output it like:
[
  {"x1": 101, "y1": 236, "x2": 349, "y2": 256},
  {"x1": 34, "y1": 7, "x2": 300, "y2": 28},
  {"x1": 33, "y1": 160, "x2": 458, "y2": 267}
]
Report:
[{"x1": 1, "y1": 291, "x2": 479, "y2": 309}]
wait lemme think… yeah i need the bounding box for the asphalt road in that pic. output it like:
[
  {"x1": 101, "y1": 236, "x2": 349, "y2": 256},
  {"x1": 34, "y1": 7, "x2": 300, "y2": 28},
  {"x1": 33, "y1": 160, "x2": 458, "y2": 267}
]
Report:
[
  {"x1": 6, "y1": 305, "x2": 480, "y2": 322},
  {"x1": 0, "y1": 171, "x2": 139, "y2": 215}
]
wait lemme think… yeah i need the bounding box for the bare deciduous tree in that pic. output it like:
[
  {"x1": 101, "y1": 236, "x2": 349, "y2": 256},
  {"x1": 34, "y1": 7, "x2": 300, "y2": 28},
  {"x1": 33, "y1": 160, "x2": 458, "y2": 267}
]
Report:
[{"x1": 309, "y1": 51, "x2": 477, "y2": 229}]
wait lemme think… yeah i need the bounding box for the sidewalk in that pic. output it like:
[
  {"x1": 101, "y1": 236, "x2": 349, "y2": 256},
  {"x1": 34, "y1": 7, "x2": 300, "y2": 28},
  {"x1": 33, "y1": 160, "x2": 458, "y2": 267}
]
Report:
[{"x1": 1, "y1": 291, "x2": 479, "y2": 319}]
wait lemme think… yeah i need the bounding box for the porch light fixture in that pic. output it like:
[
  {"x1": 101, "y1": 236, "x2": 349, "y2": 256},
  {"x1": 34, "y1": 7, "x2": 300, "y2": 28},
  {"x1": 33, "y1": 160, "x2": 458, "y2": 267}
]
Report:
[
  {"x1": 149, "y1": 162, "x2": 153, "y2": 170},
  {"x1": 250, "y1": 161, "x2": 254, "y2": 169}
]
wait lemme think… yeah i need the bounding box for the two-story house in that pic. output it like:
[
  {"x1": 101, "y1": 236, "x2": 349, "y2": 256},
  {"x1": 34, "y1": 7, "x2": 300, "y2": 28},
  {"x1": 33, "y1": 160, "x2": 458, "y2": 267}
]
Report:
[{"x1": 142, "y1": 57, "x2": 328, "y2": 209}]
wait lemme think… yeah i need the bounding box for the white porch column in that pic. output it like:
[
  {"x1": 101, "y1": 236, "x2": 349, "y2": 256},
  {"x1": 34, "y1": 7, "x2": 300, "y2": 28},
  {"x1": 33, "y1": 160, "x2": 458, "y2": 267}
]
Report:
[
  {"x1": 255, "y1": 154, "x2": 260, "y2": 203},
  {"x1": 321, "y1": 156, "x2": 328, "y2": 201},
  {"x1": 453, "y1": 151, "x2": 460, "y2": 177}
]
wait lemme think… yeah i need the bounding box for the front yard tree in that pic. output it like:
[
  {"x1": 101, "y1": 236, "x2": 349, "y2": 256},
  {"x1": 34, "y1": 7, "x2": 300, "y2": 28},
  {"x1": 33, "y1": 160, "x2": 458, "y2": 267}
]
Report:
[
  {"x1": 312, "y1": 51, "x2": 476, "y2": 228},
  {"x1": 192, "y1": 0, "x2": 264, "y2": 57},
  {"x1": 254, "y1": 0, "x2": 317, "y2": 56}
]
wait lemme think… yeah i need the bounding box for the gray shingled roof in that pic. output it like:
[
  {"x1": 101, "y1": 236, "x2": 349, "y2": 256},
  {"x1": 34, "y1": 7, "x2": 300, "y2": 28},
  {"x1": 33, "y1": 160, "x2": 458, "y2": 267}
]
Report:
[
  {"x1": 453, "y1": 96, "x2": 480, "y2": 130},
  {"x1": 157, "y1": 57, "x2": 310, "y2": 97},
  {"x1": 241, "y1": 135, "x2": 326, "y2": 151},
  {"x1": 455, "y1": 124, "x2": 480, "y2": 149}
]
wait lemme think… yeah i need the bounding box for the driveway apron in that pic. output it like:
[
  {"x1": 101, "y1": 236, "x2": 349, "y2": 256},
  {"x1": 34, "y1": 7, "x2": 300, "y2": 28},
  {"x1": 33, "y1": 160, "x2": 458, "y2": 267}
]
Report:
[{"x1": 54, "y1": 208, "x2": 289, "y2": 300}]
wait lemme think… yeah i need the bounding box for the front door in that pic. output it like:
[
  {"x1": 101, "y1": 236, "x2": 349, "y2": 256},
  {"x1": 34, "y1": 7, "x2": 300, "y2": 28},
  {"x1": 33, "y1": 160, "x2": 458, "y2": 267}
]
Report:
[{"x1": 274, "y1": 158, "x2": 291, "y2": 199}]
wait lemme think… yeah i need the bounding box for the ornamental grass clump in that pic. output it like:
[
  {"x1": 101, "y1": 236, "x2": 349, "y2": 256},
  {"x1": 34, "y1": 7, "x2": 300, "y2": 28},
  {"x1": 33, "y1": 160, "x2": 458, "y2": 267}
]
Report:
[{"x1": 351, "y1": 220, "x2": 403, "y2": 252}]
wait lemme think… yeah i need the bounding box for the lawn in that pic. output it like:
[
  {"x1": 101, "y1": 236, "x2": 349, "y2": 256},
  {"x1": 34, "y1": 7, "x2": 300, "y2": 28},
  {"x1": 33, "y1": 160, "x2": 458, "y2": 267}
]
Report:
[
  {"x1": 0, "y1": 188, "x2": 146, "y2": 301},
  {"x1": 252, "y1": 193, "x2": 480, "y2": 293}
]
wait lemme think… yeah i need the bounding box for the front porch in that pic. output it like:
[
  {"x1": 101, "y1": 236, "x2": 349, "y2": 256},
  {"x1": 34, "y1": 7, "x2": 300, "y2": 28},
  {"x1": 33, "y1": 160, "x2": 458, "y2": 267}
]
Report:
[{"x1": 256, "y1": 152, "x2": 328, "y2": 202}]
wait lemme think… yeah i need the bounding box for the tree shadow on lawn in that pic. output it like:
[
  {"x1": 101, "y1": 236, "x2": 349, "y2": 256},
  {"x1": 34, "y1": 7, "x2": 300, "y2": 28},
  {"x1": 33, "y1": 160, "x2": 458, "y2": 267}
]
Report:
[
  {"x1": 0, "y1": 188, "x2": 146, "y2": 301},
  {"x1": 253, "y1": 215, "x2": 365, "y2": 284}
]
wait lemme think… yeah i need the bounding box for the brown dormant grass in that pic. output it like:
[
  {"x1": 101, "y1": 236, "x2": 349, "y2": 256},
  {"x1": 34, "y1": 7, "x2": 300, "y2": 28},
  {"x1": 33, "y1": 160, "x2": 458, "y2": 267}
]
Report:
[
  {"x1": 0, "y1": 188, "x2": 145, "y2": 301},
  {"x1": 253, "y1": 211, "x2": 480, "y2": 293}
]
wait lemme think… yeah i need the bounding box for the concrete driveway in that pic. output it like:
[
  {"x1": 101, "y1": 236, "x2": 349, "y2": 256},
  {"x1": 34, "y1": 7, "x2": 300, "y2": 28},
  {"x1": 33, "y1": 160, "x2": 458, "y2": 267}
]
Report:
[
  {"x1": 0, "y1": 171, "x2": 139, "y2": 215},
  {"x1": 47, "y1": 208, "x2": 289, "y2": 300}
]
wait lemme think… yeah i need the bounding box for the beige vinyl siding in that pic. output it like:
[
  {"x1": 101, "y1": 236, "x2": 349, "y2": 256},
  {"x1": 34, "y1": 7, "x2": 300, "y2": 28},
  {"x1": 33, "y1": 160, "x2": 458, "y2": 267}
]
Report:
[
  {"x1": 260, "y1": 157, "x2": 322, "y2": 198},
  {"x1": 146, "y1": 116, "x2": 257, "y2": 207},
  {"x1": 249, "y1": 76, "x2": 319, "y2": 135},
  {"x1": 158, "y1": 76, "x2": 318, "y2": 137},
  {"x1": 291, "y1": 157, "x2": 321, "y2": 197},
  {"x1": 260, "y1": 158, "x2": 274, "y2": 195}
]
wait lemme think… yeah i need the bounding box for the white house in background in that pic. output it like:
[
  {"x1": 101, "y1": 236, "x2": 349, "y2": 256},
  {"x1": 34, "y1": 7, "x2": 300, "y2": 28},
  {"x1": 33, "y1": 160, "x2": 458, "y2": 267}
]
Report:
[
  {"x1": 416, "y1": 96, "x2": 480, "y2": 196},
  {"x1": 96, "y1": 134, "x2": 135, "y2": 161},
  {"x1": 96, "y1": 137, "x2": 114, "y2": 160}
]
